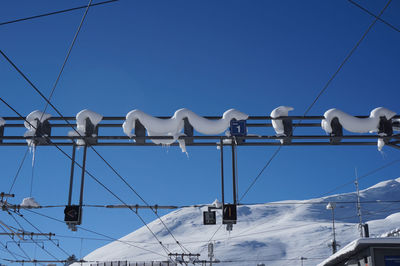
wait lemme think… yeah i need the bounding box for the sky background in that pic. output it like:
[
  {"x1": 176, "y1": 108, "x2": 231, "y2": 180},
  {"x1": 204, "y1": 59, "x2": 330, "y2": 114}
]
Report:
[{"x1": 0, "y1": 0, "x2": 400, "y2": 263}]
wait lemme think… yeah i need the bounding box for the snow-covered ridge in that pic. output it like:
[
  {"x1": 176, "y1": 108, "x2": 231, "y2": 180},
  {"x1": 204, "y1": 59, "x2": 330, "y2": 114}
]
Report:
[{"x1": 81, "y1": 177, "x2": 400, "y2": 266}]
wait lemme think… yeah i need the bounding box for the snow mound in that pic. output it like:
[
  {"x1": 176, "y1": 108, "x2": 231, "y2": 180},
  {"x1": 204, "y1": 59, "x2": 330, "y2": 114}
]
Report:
[
  {"x1": 321, "y1": 107, "x2": 396, "y2": 151},
  {"x1": 23, "y1": 110, "x2": 52, "y2": 146},
  {"x1": 68, "y1": 109, "x2": 103, "y2": 145},
  {"x1": 270, "y1": 106, "x2": 293, "y2": 144},
  {"x1": 122, "y1": 108, "x2": 248, "y2": 152},
  {"x1": 20, "y1": 197, "x2": 40, "y2": 208},
  {"x1": 212, "y1": 199, "x2": 222, "y2": 208}
]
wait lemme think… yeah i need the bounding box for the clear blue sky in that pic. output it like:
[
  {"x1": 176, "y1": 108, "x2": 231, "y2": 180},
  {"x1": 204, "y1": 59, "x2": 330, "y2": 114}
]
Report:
[{"x1": 0, "y1": 0, "x2": 399, "y2": 262}]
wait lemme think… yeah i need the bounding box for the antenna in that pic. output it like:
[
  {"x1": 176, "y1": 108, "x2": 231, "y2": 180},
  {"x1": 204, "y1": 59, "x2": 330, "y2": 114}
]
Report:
[{"x1": 355, "y1": 168, "x2": 363, "y2": 237}]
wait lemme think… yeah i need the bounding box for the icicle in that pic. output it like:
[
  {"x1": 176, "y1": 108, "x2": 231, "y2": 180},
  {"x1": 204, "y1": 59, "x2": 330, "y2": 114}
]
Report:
[
  {"x1": 178, "y1": 139, "x2": 188, "y2": 157},
  {"x1": 377, "y1": 138, "x2": 385, "y2": 151},
  {"x1": 30, "y1": 144, "x2": 36, "y2": 166}
]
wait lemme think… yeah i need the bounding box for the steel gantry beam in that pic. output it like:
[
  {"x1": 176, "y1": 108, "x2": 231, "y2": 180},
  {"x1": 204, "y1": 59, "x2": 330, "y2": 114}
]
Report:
[{"x1": 0, "y1": 115, "x2": 399, "y2": 147}]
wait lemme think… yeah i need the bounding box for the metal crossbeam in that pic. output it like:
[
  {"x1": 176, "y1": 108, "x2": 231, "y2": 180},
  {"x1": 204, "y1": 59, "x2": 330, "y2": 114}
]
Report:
[{"x1": 0, "y1": 115, "x2": 398, "y2": 147}]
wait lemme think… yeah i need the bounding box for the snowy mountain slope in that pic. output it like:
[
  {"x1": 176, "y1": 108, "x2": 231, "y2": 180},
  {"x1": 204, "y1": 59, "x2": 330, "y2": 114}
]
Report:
[{"x1": 80, "y1": 178, "x2": 400, "y2": 266}]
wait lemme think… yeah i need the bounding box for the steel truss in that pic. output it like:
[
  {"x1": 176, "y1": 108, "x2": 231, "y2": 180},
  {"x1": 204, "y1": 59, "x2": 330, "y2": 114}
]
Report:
[{"x1": 0, "y1": 115, "x2": 399, "y2": 148}]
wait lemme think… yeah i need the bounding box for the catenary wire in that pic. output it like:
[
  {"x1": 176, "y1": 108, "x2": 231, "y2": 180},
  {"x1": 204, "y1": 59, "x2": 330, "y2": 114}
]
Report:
[
  {"x1": 3, "y1": 216, "x2": 60, "y2": 262},
  {"x1": 41, "y1": 0, "x2": 93, "y2": 114},
  {"x1": 23, "y1": 209, "x2": 168, "y2": 258},
  {"x1": 0, "y1": 49, "x2": 192, "y2": 255},
  {"x1": 0, "y1": 0, "x2": 118, "y2": 26},
  {"x1": 4, "y1": 212, "x2": 48, "y2": 266},
  {"x1": 347, "y1": 0, "x2": 400, "y2": 33},
  {"x1": 9, "y1": 210, "x2": 71, "y2": 258},
  {"x1": 236, "y1": 162, "x2": 400, "y2": 237},
  {"x1": 239, "y1": 0, "x2": 393, "y2": 202},
  {"x1": 0, "y1": 96, "x2": 173, "y2": 257},
  {"x1": 0, "y1": 225, "x2": 32, "y2": 262},
  {"x1": 0, "y1": 240, "x2": 25, "y2": 265},
  {"x1": 1, "y1": 0, "x2": 176, "y2": 258},
  {"x1": 7, "y1": 147, "x2": 29, "y2": 195}
]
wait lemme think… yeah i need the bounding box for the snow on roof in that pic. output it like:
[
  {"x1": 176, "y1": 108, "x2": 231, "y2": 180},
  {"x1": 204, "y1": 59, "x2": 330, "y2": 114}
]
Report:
[{"x1": 317, "y1": 238, "x2": 400, "y2": 266}]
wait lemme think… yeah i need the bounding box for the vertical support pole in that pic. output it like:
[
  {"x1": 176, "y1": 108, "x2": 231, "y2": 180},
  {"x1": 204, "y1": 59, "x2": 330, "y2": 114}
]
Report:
[
  {"x1": 220, "y1": 139, "x2": 225, "y2": 207},
  {"x1": 231, "y1": 143, "x2": 237, "y2": 205},
  {"x1": 332, "y1": 208, "x2": 337, "y2": 254},
  {"x1": 68, "y1": 144, "x2": 76, "y2": 206},
  {"x1": 79, "y1": 145, "x2": 88, "y2": 207}
]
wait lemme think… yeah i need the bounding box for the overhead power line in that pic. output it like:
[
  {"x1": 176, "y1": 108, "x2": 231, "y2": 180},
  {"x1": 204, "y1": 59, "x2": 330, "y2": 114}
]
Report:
[
  {"x1": 42, "y1": 0, "x2": 93, "y2": 114},
  {"x1": 9, "y1": 211, "x2": 71, "y2": 258},
  {"x1": 0, "y1": 0, "x2": 118, "y2": 26},
  {"x1": 239, "y1": 0, "x2": 393, "y2": 202},
  {"x1": 0, "y1": 49, "x2": 192, "y2": 255},
  {"x1": 347, "y1": 0, "x2": 400, "y2": 33},
  {"x1": 0, "y1": 95, "x2": 173, "y2": 257},
  {"x1": 23, "y1": 209, "x2": 168, "y2": 258}
]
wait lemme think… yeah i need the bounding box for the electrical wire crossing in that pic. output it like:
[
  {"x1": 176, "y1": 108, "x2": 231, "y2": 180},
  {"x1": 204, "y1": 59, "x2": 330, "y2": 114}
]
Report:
[
  {"x1": 0, "y1": 0, "x2": 118, "y2": 26},
  {"x1": 238, "y1": 0, "x2": 394, "y2": 202}
]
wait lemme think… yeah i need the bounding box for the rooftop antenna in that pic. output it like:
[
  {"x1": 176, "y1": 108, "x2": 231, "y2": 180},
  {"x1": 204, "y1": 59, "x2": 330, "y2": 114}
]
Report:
[{"x1": 355, "y1": 168, "x2": 363, "y2": 237}]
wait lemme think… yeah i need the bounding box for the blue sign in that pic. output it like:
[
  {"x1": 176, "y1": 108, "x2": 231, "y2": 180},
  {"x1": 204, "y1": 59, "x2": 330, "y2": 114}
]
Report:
[{"x1": 230, "y1": 120, "x2": 247, "y2": 136}]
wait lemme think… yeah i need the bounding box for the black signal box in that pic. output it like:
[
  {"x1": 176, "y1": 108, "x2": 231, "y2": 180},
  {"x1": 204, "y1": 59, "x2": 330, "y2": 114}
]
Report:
[
  {"x1": 64, "y1": 205, "x2": 82, "y2": 224},
  {"x1": 222, "y1": 204, "x2": 237, "y2": 224},
  {"x1": 203, "y1": 211, "x2": 216, "y2": 225}
]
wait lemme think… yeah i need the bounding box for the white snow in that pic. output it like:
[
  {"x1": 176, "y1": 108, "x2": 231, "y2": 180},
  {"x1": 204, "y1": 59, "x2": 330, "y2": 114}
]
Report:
[
  {"x1": 23, "y1": 110, "x2": 52, "y2": 146},
  {"x1": 321, "y1": 107, "x2": 396, "y2": 133},
  {"x1": 79, "y1": 177, "x2": 400, "y2": 266},
  {"x1": 270, "y1": 106, "x2": 294, "y2": 136},
  {"x1": 20, "y1": 197, "x2": 40, "y2": 208},
  {"x1": 212, "y1": 199, "x2": 222, "y2": 208},
  {"x1": 122, "y1": 108, "x2": 248, "y2": 151},
  {"x1": 321, "y1": 107, "x2": 396, "y2": 151},
  {"x1": 68, "y1": 109, "x2": 103, "y2": 145},
  {"x1": 0, "y1": 117, "x2": 5, "y2": 127},
  {"x1": 317, "y1": 238, "x2": 400, "y2": 266},
  {"x1": 270, "y1": 106, "x2": 293, "y2": 144}
]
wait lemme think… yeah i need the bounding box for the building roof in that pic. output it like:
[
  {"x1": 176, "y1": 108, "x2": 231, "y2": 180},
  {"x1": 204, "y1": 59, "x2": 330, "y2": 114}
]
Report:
[{"x1": 317, "y1": 238, "x2": 400, "y2": 266}]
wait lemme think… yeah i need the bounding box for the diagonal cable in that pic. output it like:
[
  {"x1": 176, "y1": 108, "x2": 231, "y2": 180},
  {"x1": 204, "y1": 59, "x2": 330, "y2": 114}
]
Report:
[
  {"x1": 0, "y1": 96, "x2": 172, "y2": 257},
  {"x1": 23, "y1": 209, "x2": 168, "y2": 258},
  {"x1": 0, "y1": 48, "x2": 192, "y2": 255},
  {"x1": 347, "y1": 0, "x2": 400, "y2": 33},
  {"x1": 7, "y1": 147, "x2": 29, "y2": 195},
  {"x1": 0, "y1": 0, "x2": 118, "y2": 26},
  {"x1": 239, "y1": 0, "x2": 393, "y2": 202},
  {"x1": 8, "y1": 210, "x2": 71, "y2": 258},
  {"x1": 42, "y1": 0, "x2": 93, "y2": 114}
]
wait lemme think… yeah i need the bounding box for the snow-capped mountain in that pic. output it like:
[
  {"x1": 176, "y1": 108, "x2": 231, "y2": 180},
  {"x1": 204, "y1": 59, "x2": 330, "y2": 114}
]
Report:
[{"x1": 81, "y1": 178, "x2": 400, "y2": 266}]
